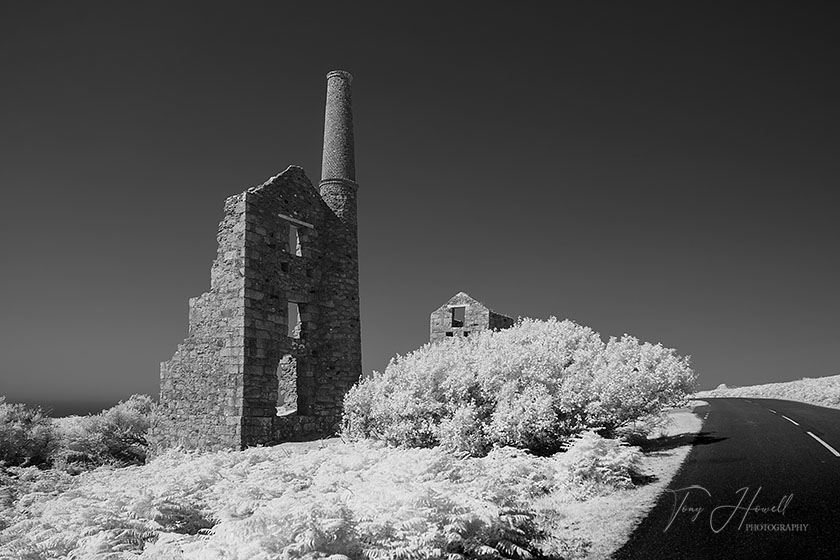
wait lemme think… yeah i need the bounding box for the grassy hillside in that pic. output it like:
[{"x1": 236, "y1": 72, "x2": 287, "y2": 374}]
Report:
[
  {"x1": 0, "y1": 406, "x2": 705, "y2": 560},
  {"x1": 0, "y1": 434, "x2": 653, "y2": 559},
  {"x1": 696, "y1": 374, "x2": 840, "y2": 409},
  {"x1": 1, "y1": 317, "x2": 701, "y2": 558}
]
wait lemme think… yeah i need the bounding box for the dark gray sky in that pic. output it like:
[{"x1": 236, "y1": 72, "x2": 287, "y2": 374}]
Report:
[{"x1": 2, "y1": 1, "x2": 838, "y2": 415}]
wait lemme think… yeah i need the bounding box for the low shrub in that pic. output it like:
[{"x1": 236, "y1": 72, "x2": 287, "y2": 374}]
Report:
[
  {"x1": 53, "y1": 394, "x2": 153, "y2": 470},
  {"x1": 0, "y1": 394, "x2": 153, "y2": 472},
  {"x1": 343, "y1": 317, "x2": 696, "y2": 455},
  {"x1": 559, "y1": 431, "x2": 642, "y2": 498},
  {"x1": 0, "y1": 398, "x2": 57, "y2": 467}
]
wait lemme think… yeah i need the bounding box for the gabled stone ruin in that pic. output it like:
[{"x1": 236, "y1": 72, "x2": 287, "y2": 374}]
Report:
[
  {"x1": 430, "y1": 292, "x2": 515, "y2": 342},
  {"x1": 151, "y1": 71, "x2": 361, "y2": 451}
]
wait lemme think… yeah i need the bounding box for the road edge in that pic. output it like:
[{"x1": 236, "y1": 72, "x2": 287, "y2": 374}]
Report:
[{"x1": 564, "y1": 401, "x2": 707, "y2": 559}]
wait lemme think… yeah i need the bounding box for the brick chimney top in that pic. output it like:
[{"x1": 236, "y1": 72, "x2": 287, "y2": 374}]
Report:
[{"x1": 320, "y1": 70, "x2": 355, "y2": 184}]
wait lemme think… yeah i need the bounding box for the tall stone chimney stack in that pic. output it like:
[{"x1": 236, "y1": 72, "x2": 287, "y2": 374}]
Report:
[{"x1": 319, "y1": 70, "x2": 357, "y2": 231}]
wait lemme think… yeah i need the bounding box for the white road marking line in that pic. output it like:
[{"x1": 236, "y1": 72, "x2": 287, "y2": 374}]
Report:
[
  {"x1": 768, "y1": 409, "x2": 777, "y2": 414},
  {"x1": 807, "y1": 432, "x2": 840, "y2": 458},
  {"x1": 781, "y1": 415, "x2": 800, "y2": 426}
]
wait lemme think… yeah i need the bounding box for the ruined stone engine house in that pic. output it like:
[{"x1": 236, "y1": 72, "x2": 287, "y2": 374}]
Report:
[
  {"x1": 429, "y1": 292, "x2": 514, "y2": 342},
  {"x1": 151, "y1": 71, "x2": 361, "y2": 451}
]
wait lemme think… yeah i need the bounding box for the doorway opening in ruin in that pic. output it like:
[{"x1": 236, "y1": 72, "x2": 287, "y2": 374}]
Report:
[{"x1": 275, "y1": 354, "x2": 298, "y2": 416}]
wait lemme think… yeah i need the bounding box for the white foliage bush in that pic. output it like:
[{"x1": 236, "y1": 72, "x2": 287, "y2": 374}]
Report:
[
  {"x1": 53, "y1": 394, "x2": 153, "y2": 470},
  {"x1": 343, "y1": 318, "x2": 696, "y2": 455},
  {"x1": 586, "y1": 335, "x2": 696, "y2": 432},
  {"x1": 0, "y1": 394, "x2": 152, "y2": 471},
  {"x1": 559, "y1": 431, "x2": 642, "y2": 498},
  {"x1": 0, "y1": 398, "x2": 57, "y2": 467}
]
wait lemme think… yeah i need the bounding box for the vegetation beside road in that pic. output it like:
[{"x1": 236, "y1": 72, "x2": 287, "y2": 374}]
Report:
[
  {"x1": 344, "y1": 317, "x2": 697, "y2": 456},
  {"x1": 696, "y1": 374, "x2": 840, "y2": 409}
]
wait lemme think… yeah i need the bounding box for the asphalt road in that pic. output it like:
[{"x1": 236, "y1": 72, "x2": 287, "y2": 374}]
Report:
[{"x1": 614, "y1": 398, "x2": 840, "y2": 559}]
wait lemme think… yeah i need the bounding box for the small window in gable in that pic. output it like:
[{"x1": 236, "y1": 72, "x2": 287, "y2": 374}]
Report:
[
  {"x1": 289, "y1": 225, "x2": 302, "y2": 257},
  {"x1": 445, "y1": 331, "x2": 454, "y2": 337},
  {"x1": 451, "y1": 306, "x2": 465, "y2": 328},
  {"x1": 288, "y1": 302, "x2": 302, "y2": 339}
]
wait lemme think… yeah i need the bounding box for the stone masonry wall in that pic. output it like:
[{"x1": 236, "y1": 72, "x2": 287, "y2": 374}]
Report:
[
  {"x1": 151, "y1": 165, "x2": 361, "y2": 451},
  {"x1": 242, "y1": 166, "x2": 361, "y2": 445},
  {"x1": 151, "y1": 193, "x2": 248, "y2": 451},
  {"x1": 489, "y1": 311, "x2": 516, "y2": 331}
]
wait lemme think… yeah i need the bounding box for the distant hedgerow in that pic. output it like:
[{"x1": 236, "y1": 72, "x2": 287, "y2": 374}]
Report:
[
  {"x1": 697, "y1": 375, "x2": 840, "y2": 410},
  {"x1": 343, "y1": 317, "x2": 696, "y2": 455},
  {"x1": 0, "y1": 394, "x2": 154, "y2": 472}
]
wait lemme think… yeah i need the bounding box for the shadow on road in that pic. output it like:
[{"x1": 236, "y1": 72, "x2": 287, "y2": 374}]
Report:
[
  {"x1": 630, "y1": 470, "x2": 659, "y2": 485},
  {"x1": 638, "y1": 431, "x2": 727, "y2": 453}
]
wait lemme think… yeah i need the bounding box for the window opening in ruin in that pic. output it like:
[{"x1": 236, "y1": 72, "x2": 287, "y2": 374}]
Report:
[
  {"x1": 464, "y1": 331, "x2": 470, "y2": 337},
  {"x1": 280, "y1": 262, "x2": 289, "y2": 273},
  {"x1": 451, "y1": 306, "x2": 465, "y2": 327},
  {"x1": 288, "y1": 302, "x2": 302, "y2": 339},
  {"x1": 289, "y1": 225, "x2": 302, "y2": 257},
  {"x1": 446, "y1": 331, "x2": 454, "y2": 337},
  {"x1": 275, "y1": 354, "x2": 298, "y2": 416}
]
